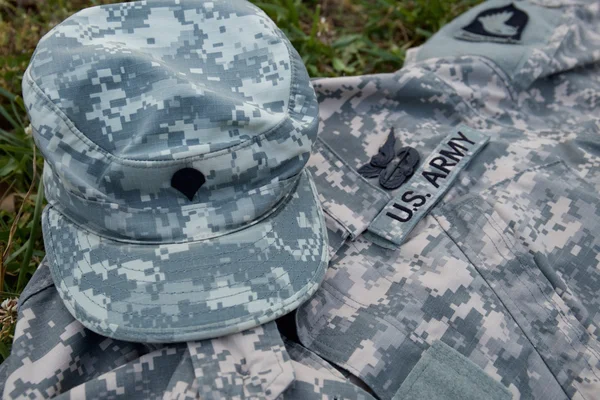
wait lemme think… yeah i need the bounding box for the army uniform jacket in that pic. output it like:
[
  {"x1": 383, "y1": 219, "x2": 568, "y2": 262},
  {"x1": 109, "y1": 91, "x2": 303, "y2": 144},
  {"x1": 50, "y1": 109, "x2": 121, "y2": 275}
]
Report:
[
  {"x1": 298, "y1": 0, "x2": 600, "y2": 399},
  {"x1": 3, "y1": 0, "x2": 600, "y2": 399}
]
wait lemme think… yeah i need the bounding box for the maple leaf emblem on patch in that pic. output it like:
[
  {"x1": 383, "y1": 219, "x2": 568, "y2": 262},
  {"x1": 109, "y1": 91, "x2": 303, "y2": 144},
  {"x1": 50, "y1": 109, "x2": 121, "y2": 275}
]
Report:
[{"x1": 478, "y1": 10, "x2": 517, "y2": 36}]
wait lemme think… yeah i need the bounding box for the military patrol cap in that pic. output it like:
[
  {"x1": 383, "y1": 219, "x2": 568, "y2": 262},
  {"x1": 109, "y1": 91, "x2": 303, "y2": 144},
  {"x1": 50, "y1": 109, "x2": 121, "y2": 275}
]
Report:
[{"x1": 23, "y1": 0, "x2": 328, "y2": 343}]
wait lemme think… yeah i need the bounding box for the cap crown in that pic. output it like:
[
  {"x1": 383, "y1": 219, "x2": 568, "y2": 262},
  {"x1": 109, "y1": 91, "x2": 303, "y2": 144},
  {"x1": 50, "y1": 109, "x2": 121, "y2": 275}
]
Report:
[{"x1": 24, "y1": 0, "x2": 318, "y2": 242}]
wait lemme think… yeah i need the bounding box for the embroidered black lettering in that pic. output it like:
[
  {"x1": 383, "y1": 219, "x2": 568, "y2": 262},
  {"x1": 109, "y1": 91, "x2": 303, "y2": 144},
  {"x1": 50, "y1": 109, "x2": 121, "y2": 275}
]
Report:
[
  {"x1": 401, "y1": 191, "x2": 427, "y2": 207},
  {"x1": 440, "y1": 141, "x2": 469, "y2": 163},
  {"x1": 453, "y1": 131, "x2": 475, "y2": 145},
  {"x1": 429, "y1": 156, "x2": 456, "y2": 175},
  {"x1": 368, "y1": 127, "x2": 490, "y2": 248},
  {"x1": 422, "y1": 170, "x2": 446, "y2": 189},
  {"x1": 387, "y1": 203, "x2": 413, "y2": 223}
]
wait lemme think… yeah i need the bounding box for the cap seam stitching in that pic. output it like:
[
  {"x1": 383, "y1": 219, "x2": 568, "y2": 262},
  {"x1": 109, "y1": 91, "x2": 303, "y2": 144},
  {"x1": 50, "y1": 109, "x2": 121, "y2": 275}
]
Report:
[
  {"x1": 76, "y1": 223, "x2": 296, "y2": 300},
  {"x1": 24, "y1": 6, "x2": 298, "y2": 163},
  {"x1": 25, "y1": 67, "x2": 285, "y2": 164},
  {"x1": 24, "y1": 40, "x2": 310, "y2": 167},
  {"x1": 43, "y1": 170, "x2": 306, "y2": 245},
  {"x1": 46, "y1": 163, "x2": 297, "y2": 213}
]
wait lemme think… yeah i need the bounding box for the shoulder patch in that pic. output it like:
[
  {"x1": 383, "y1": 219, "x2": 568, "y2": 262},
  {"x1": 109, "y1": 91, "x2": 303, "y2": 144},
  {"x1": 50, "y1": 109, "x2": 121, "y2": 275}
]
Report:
[{"x1": 457, "y1": 3, "x2": 528, "y2": 44}]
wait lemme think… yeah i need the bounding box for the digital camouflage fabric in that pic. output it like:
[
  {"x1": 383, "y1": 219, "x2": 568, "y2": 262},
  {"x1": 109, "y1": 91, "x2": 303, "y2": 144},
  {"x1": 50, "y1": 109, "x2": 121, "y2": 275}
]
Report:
[
  {"x1": 22, "y1": 0, "x2": 328, "y2": 343},
  {"x1": 0, "y1": 260, "x2": 375, "y2": 400},
  {"x1": 6, "y1": 0, "x2": 600, "y2": 398},
  {"x1": 296, "y1": 0, "x2": 600, "y2": 399}
]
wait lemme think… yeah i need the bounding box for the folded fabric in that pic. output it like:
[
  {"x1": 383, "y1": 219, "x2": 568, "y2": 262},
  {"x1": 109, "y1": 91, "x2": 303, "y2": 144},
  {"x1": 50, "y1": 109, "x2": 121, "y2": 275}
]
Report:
[{"x1": 1, "y1": 261, "x2": 375, "y2": 400}]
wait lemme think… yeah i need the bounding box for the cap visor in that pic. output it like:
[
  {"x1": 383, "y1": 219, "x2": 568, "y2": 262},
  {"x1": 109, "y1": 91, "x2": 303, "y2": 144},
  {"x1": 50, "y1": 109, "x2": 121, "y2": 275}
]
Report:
[{"x1": 43, "y1": 170, "x2": 328, "y2": 343}]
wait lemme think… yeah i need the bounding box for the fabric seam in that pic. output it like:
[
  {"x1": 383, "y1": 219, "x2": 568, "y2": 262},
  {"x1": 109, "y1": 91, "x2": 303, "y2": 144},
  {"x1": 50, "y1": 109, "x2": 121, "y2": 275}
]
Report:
[
  {"x1": 24, "y1": 54, "x2": 317, "y2": 167},
  {"x1": 43, "y1": 170, "x2": 307, "y2": 246},
  {"x1": 449, "y1": 208, "x2": 598, "y2": 393},
  {"x1": 438, "y1": 160, "x2": 600, "y2": 358},
  {"x1": 431, "y1": 212, "x2": 572, "y2": 400}
]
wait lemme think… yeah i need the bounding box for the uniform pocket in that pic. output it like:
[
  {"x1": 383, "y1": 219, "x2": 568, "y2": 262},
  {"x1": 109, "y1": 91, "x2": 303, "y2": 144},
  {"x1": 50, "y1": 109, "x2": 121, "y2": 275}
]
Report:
[
  {"x1": 434, "y1": 160, "x2": 600, "y2": 398},
  {"x1": 393, "y1": 340, "x2": 511, "y2": 400}
]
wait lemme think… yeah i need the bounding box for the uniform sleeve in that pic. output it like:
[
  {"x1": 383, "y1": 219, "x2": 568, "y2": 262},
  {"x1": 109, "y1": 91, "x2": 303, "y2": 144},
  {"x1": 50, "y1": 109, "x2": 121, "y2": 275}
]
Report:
[{"x1": 415, "y1": 0, "x2": 600, "y2": 90}]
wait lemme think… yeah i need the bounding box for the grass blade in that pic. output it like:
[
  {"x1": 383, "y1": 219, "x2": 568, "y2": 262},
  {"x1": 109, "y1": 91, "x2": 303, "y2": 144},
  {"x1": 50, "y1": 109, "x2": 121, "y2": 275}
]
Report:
[
  {"x1": 0, "y1": 87, "x2": 16, "y2": 102},
  {"x1": 0, "y1": 105, "x2": 19, "y2": 130},
  {"x1": 10, "y1": 101, "x2": 24, "y2": 129},
  {"x1": 0, "y1": 340, "x2": 9, "y2": 360},
  {"x1": 17, "y1": 178, "x2": 44, "y2": 291},
  {"x1": 2, "y1": 239, "x2": 28, "y2": 266}
]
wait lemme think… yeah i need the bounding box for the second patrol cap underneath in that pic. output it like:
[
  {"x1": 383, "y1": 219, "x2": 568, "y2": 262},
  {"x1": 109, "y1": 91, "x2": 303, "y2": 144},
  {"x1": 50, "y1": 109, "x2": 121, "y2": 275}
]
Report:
[{"x1": 24, "y1": 0, "x2": 328, "y2": 342}]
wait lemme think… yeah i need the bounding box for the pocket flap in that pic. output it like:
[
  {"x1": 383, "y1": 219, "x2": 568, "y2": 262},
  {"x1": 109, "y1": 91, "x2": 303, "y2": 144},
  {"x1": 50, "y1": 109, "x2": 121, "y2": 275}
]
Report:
[
  {"x1": 307, "y1": 139, "x2": 390, "y2": 240},
  {"x1": 393, "y1": 341, "x2": 511, "y2": 400}
]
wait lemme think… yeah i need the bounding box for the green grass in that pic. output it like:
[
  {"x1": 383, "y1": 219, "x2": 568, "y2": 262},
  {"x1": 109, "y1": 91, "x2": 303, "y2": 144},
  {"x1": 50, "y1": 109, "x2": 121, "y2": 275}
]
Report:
[{"x1": 0, "y1": 0, "x2": 481, "y2": 361}]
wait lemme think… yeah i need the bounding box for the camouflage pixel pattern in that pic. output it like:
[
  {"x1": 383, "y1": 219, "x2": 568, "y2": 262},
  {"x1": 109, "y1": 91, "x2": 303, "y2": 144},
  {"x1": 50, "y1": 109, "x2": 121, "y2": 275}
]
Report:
[
  {"x1": 11, "y1": 0, "x2": 600, "y2": 398},
  {"x1": 281, "y1": 339, "x2": 376, "y2": 400},
  {"x1": 42, "y1": 170, "x2": 327, "y2": 343},
  {"x1": 297, "y1": 0, "x2": 600, "y2": 399},
  {"x1": 1, "y1": 262, "x2": 374, "y2": 400},
  {"x1": 23, "y1": 0, "x2": 328, "y2": 342}
]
